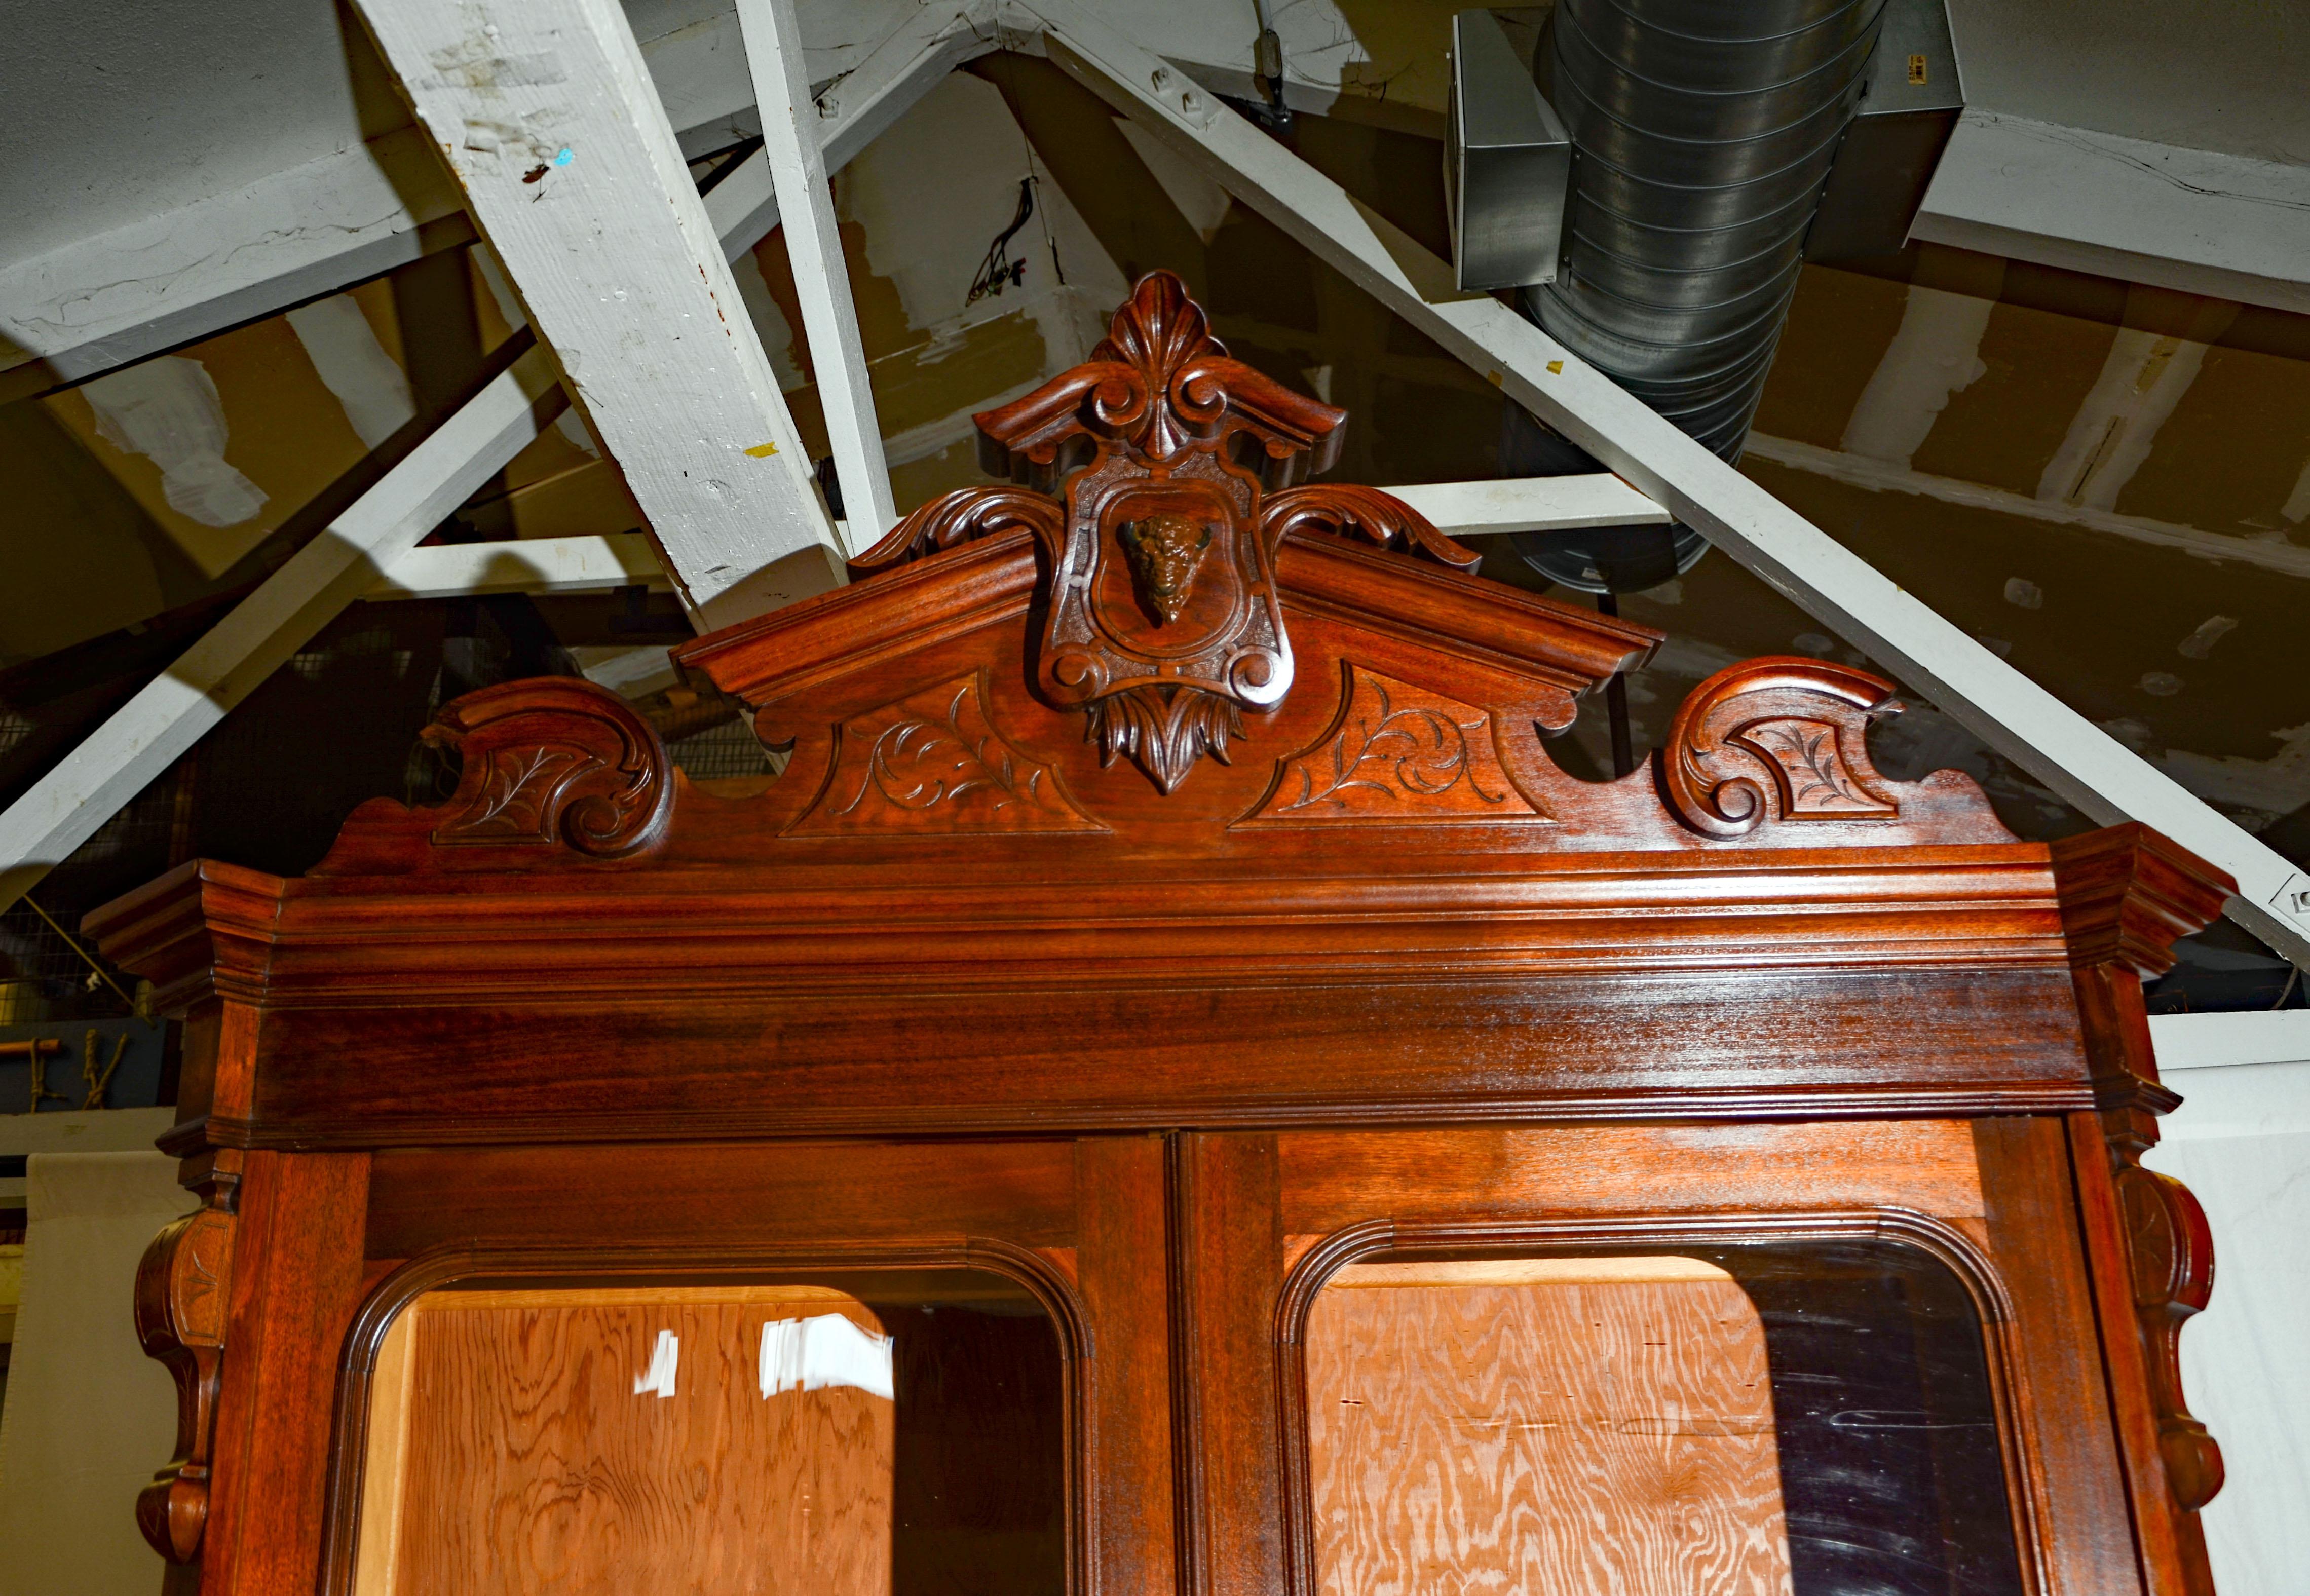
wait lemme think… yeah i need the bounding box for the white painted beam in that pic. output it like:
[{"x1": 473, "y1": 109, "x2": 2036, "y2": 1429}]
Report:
[
  {"x1": 354, "y1": 0, "x2": 844, "y2": 629},
  {"x1": 1387, "y1": 475, "x2": 1670, "y2": 537},
  {"x1": 360, "y1": 473, "x2": 1657, "y2": 602},
  {"x1": 737, "y1": 0, "x2": 895, "y2": 543},
  {"x1": 0, "y1": 347, "x2": 563, "y2": 916},
  {"x1": 1742, "y1": 435, "x2": 2310, "y2": 583},
  {"x1": 368, "y1": 531, "x2": 670, "y2": 598},
  {"x1": 0, "y1": 127, "x2": 468, "y2": 398},
  {"x1": 1839, "y1": 283, "x2": 1998, "y2": 469},
  {"x1": 0, "y1": 1, "x2": 928, "y2": 398},
  {"x1": 1037, "y1": 1, "x2": 2310, "y2": 968},
  {"x1": 2150, "y1": 1010, "x2": 2310, "y2": 1073},
  {"x1": 1913, "y1": 113, "x2": 2310, "y2": 317},
  {"x1": 701, "y1": 5, "x2": 1004, "y2": 261}
]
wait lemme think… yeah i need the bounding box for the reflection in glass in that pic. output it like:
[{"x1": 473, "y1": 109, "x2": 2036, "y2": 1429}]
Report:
[
  {"x1": 1303, "y1": 1243, "x2": 2024, "y2": 1596},
  {"x1": 355, "y1": 1271, "x2": 1064, "y2": 1596}
]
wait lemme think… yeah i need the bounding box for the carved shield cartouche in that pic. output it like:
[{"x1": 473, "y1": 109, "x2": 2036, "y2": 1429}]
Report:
[{"x1": 851, "y1": 271, "x2": 1479, "y2": 791}]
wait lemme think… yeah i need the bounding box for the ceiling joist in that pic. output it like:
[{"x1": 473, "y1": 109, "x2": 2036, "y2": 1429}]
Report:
[{"x1": 352, "y1": 0, "x2": 846, "y2": 628}]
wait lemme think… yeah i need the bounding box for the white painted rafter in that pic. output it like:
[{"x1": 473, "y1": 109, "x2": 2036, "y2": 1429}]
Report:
[
  {"x1": 1031, "y1": 0, "x2": 2310, "y2": 967},
  {"x1": 0, "y1": 346, "x2": 564, "y2": 915},
  {"x1": 0, "y1": 127, "x2": 469, "y2": 400},
  {"x1": 359, "y1": 474, "x2": 1656, "y2": 599},
  {"x1": 368, "y1": 530, "x2": 670, "y2": 598},
  {"x1": 736, "y1": 0, "x2": 896, "y2": 543},
  {"x1": 353, "y1": 0, "x2": 844, "y2": 628},
  {"x1": 701, "y1": 6, "x2": 1006, "y2": 261}
]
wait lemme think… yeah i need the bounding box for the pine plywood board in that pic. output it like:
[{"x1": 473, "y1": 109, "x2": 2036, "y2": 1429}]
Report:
[
  {"x1": 358, "y1": 1286, "x2": 891, "y2": 1596},
  {"x1": 1305, "y1": 1275, "x2": 1794, "y2": 1596}
]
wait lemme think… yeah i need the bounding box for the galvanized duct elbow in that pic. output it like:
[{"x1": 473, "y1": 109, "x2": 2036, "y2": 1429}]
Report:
[{"x1": 1529, "y1": 0, "x2": 1888, "y2": 460}]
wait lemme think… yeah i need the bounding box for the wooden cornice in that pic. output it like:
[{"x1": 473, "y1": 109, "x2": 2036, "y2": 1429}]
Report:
[{"x1": 2049, "y1": 822, "x2": 2235, "y2": 978}]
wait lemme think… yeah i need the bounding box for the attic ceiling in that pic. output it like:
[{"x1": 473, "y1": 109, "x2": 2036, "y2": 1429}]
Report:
[{"x1": 2, "y1": 0, "x2": 2307, "y2": 1015}]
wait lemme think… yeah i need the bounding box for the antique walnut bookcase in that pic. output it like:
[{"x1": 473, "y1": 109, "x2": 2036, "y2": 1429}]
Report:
[{"x1": 95, "y1": 276, "x2": 2229, "y2": 1596}]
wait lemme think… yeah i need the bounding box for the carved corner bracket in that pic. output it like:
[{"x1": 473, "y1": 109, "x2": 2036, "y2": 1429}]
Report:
[
  {"x1": 134, "y1": 1153, "x2": 241, "y2": 1563},
  {"x1": 2048, "y1": 821, "x2": 2233, "y2": 1523},
  {"x1": 420, "y1": 678, "x2": 674, "y2": 857},
  {"x1": 848, "y1": 271, "x2": 1474, "y2": 794},
  {"x1": 2115, "y1": 1160, "x2": 2225, "y2": 1509},
  {"x1": 1661, "y1": 657, "x2": 1904, "y2": 838}
]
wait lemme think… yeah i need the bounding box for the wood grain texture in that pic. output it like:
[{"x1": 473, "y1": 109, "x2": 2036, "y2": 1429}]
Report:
[
  {"x1": 1972, "y1": 1117, "x2": 2141, "y2": 1596},
  {"x1": 1173, "y1": 1133, "x2": 1286, "y2": 1596},
  {"x1": 1075, "y1": 1136, "x2": 1177, "y2": 1596},
  {"x1": 381, "y1": 1288, "x2": 891, "y2": 1596},
  {"x1": 1303, "y1": 1271, "x2": 1794, "y2": 1596},
  {"x1": 363, "y1": 1139, "x2": 1078, "y2": 1261},
  {"x1": 1280, "y1": 1121, "x2": 1985, "y2": 1234},
  {"x1": 199, "y1": 1151, "x2": 371, "y2": 1596}
]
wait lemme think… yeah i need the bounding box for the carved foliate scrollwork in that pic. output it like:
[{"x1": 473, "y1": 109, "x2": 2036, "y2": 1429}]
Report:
[
  {"x1": 134, "y1": 1187, "x2": 237, "y2": 1562},
  {"x1": 793, "y1": 672, "x2": 1104, "y2": 833},
  {"x1": 1245, "y1": 665, "x2": 1544, "y2": 824},
  {"x1": 1661, "y1": 657, "x2": 1902, "y2": 838},
  {"x1": 846, "y1": 274, "x2": 1479, "y2": 794},
  {"x1": 422, "y1": 678, "x2": 674, "y2": 857},
  {"x1": 1257, "y1": 484, "x2": 1483, "y2": 573},
  {"x1": 847, "y1": 486, "x2": 1064, "y2": 579}
]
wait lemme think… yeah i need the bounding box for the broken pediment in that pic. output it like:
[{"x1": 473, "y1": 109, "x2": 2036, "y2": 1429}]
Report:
[{"x1": 272, "y1": 271, "x2": 2015, "y2": 880}]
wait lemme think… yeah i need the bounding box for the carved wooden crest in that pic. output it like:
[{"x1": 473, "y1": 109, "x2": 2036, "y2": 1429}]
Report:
[{"x1": 852, "y1": 271, "x2": 1478, "y2": 792}]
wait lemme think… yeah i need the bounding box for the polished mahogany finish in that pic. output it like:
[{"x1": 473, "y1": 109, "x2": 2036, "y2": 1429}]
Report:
[{"x1": 90, "y1": 274, "x2": 2230, "y2": 1595}]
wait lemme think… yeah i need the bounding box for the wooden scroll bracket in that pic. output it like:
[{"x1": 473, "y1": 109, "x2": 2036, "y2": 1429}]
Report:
[
  {"x1": 1660, "y1": 657, "x2": 1903, "y2": 836},
  {"x1": 134, "y1": 1149, "x2": 242, "y2": 1564},
  {"x1": 2051, "y1": 823, "x2": 2233, "y2": 1568}
]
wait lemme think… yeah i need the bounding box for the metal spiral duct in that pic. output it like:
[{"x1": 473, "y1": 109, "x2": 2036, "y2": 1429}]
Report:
[{"x1": 1510, "y1": 0, "x2": 1887, "y2": 592}]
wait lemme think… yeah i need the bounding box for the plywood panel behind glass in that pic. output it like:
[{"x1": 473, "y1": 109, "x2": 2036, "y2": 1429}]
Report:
[
  {"x1": 367, "y1": 1286, "x2": 893, "y2": 1596},
  {"x1": 1304, "y1": 1259, "x2": 1794, "y2": 1596}
]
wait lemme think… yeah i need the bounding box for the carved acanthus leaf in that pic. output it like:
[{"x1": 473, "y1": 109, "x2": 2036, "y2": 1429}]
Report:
[
  {"x1": 1258, "y1": 484, "x2": 1483, "y2": 573},
  {"x1": 847, "y1": 485, "x2": 1066, "y2": 578},
  {"x1": 1662, "y1": 658, "x2": 1902, "y2": 838},
  {"x1": 793, "y1": 672, "x2": 1104, "y2": 834},
  {"x1": 423, "y1": 678, "x2": 673, "y2": 857},
  {"x1": 1086, "y1": 684, "x2": 1245, "y2": 795}
]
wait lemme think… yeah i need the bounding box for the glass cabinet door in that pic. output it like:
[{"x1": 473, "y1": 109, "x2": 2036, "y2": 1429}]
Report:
[{"x1": 1301, "y1": 1243, "x2": 2025, "y2": 1596}]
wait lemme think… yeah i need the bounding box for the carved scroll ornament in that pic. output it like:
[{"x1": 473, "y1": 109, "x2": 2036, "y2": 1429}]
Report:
[
  {"x1": 2115, "y1": 1160, "x2": 2224, "y2": 1509},
  {"x1": 1662, "y1": 657, "x2": 1902, "y2": 838},
  {"x1": 851, "y1": 272, "x2": 1473, "y2": 793},
  {"x1": 134, "y1": 1171, "x2": 238, "y2": 1563},
  {"x1": 423, "y1": 678, "x2": 673, "y2": 857}
]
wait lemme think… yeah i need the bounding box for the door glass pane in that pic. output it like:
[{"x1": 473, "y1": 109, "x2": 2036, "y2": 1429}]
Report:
[
  {"x1": 355, "y1": 1270, "x2": 1065, "y2": 1596},
  {"x1": 1303, "y1": 1242, "x2": 2024, "y2": 1596}
]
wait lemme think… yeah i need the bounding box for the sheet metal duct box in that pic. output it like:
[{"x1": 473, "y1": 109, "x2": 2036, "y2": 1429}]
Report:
[
  {"x1": 1446, "y1": 9, "x2": 1570, "y2": 292},
  {"x1": 1808, "y1": 0, "x2": 1965, "y2": 261}
]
